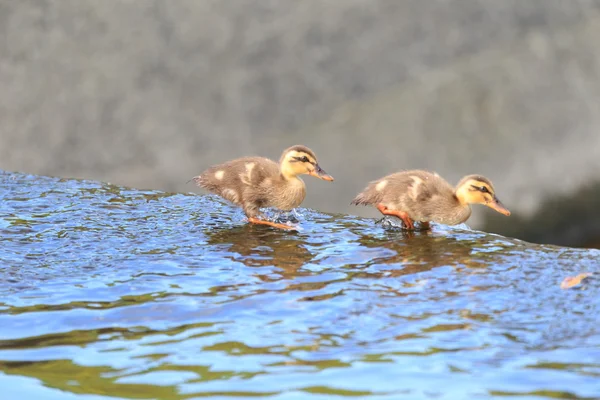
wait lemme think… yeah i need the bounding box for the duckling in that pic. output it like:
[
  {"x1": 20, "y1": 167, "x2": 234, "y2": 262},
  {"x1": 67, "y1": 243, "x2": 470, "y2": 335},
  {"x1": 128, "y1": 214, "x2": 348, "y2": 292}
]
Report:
[
  {"x1": 351, "y1": 170, "x2": 510, "y2": 230},
  {"x1": 193, "y1": 145, "x2": 333, "y2": 230}
]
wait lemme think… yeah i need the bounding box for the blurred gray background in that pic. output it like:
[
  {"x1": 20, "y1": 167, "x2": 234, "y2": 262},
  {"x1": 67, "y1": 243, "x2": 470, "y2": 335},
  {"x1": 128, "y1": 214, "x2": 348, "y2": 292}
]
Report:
[{"x1": 2, "y1": 0, "x2": 600, "y2": 247}]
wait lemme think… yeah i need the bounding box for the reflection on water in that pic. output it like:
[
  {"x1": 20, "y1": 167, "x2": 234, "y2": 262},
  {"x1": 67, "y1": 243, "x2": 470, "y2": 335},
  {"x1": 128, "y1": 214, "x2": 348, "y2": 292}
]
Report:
[{"x1": 0, "y1": 171, "x2": 599, "y2": 399}]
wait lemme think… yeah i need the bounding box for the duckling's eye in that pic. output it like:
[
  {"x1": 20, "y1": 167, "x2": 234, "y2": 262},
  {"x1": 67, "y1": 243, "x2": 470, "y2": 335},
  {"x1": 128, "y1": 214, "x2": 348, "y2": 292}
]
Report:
[
  {"x1": 293, "y1": 155, "x2": 313, "y2": 164},
  {"x1": 480, "y1": 186, "x2": 489, "y2": 193}
]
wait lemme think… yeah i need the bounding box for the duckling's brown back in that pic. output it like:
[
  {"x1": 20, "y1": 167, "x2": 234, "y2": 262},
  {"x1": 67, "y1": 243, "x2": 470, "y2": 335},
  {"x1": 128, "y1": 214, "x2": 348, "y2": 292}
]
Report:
[
  {"x1": 353, "y1": 170, "x2": 443, "y2": 205},
  {"x1": 193, "y1": 157, "x2": 279, "y2": 206},
  {"x1": 353, "y1": 170, "x2": 452, "y2": 208},
  {"x1": 384, "y1": 171, "x2": 468, "y2": 223}
]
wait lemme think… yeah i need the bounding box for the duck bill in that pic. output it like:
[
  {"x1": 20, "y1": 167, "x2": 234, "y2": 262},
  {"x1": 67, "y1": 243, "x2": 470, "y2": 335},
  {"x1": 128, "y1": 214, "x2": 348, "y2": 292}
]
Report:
[
  {"x1": 309, "y1": 164, "x2": 334, "y2": 181},
  {"x1": 487, "y1": 197, "x2": 511, "y2": 216}
]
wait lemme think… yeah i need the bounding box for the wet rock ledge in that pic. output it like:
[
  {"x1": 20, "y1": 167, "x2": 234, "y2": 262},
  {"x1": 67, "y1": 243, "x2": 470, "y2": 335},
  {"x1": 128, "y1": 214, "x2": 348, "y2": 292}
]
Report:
[{"x1": 1, "y1": 170, "x2": 598, "y2": 283}]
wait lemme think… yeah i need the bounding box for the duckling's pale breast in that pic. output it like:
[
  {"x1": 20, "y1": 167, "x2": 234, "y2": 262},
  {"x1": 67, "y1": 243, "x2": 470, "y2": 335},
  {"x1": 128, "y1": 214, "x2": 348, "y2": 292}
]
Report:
[
  {"x1": 428, "y1": 203, "x2": 472, "y2": 225},
  {"x1": 264, "y1": 177, "x2": 306, "y2": 211}
]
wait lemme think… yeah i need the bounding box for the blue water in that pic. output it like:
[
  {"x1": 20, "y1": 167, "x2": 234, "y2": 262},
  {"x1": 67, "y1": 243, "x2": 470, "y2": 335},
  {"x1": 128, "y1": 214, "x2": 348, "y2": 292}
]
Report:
[{"x1": 1, "y1": 171, "x2": 599, "y2": 399}]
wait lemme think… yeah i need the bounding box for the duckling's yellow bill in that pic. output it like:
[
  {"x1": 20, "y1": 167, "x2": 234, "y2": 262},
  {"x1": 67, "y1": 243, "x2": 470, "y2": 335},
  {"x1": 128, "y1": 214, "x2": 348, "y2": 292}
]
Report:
[
  {"x1": 309, "y1": 165, "x2": 334, "y2": 181},
  {"x1": 487, "y1": 197, "x2": 511, "y2": 216}
]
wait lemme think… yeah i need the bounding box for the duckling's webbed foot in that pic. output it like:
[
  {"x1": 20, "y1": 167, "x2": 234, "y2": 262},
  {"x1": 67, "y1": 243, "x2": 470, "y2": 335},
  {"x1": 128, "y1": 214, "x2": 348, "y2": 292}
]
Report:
[
  {"x1": 376, "y1": 203, "x2": 415, "y2": 230},
  {"x1": 244, "y1": 206, "x2": 297, "y2": 230},
  {"x1": 247, "y1": 217, "x2": 297, "y2": 231}
]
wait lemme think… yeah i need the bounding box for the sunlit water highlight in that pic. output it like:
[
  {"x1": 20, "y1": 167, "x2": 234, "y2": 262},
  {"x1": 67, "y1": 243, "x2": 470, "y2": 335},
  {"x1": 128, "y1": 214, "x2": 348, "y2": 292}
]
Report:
[{"x1": 1, "y1": 171, "x2": 599, "y2": 399}]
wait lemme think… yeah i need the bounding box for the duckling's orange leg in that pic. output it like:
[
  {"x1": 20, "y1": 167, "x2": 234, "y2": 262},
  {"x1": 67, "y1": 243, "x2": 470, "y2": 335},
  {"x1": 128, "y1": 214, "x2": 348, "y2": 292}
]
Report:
[
  {"x1": 376, "y1": 204, "x2": 415, "y2": 230},
  {"x1": 247, "y1": 217, "x2": 297, "y2": 231}
]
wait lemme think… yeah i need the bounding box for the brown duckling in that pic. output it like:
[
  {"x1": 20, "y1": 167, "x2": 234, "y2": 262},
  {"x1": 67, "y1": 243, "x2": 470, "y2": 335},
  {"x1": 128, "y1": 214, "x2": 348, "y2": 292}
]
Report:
[
  {"x1": 193, "y1": 145, "x2": 333, "y2": 230},
  {"x1": 351, "y1": 170, "x2": 510, "y2": 230}
]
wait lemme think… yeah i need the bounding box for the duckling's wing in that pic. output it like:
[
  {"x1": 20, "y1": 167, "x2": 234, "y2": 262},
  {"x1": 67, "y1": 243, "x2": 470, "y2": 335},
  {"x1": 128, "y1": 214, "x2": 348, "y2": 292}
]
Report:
[
  {"x1": 193, "y1": 157, "x2": 278, "y2": 205},
  {"x1": 352, "y1": 170, "x2": 423, "y2": 206},
  {"x1": 384, "y1": 171, "x2": 434, "y2": 203},
  {"x1": 396, "y1": 172, "x2": 457, "y2": 220}
]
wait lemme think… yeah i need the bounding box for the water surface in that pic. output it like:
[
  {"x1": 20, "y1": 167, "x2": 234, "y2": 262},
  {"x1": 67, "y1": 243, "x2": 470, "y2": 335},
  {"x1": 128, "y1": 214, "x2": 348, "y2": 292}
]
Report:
[{"x1": 1, "y1": 171, "x2": 599, "y2": 399}]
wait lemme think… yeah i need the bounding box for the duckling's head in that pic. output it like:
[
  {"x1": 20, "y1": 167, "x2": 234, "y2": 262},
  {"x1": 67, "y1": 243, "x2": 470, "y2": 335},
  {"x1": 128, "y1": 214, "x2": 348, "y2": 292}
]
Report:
[
  {"x1": 279, "y1": 145, "x2": 334, "y2": 181},
  {"x1": 455, "y1": 175, "x2": 510, "y2": 216}
]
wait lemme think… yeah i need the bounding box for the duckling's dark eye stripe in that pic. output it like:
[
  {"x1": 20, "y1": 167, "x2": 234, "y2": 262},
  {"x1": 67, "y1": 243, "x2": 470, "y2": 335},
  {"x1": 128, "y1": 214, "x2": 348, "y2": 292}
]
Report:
[
  {"x1": 293, "y1": 156, "x2": 314, "y2": 164},
  {"x1": 471, "y1": 184, "x2": 490, "y2": 193}
]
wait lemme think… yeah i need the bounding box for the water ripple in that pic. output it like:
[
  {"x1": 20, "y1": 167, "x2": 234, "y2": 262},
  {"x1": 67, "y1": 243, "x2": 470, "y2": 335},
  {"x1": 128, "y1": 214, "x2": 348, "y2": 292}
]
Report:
[{"x1": 1, "y1": 171, "x2": 599, "y2": 399}]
